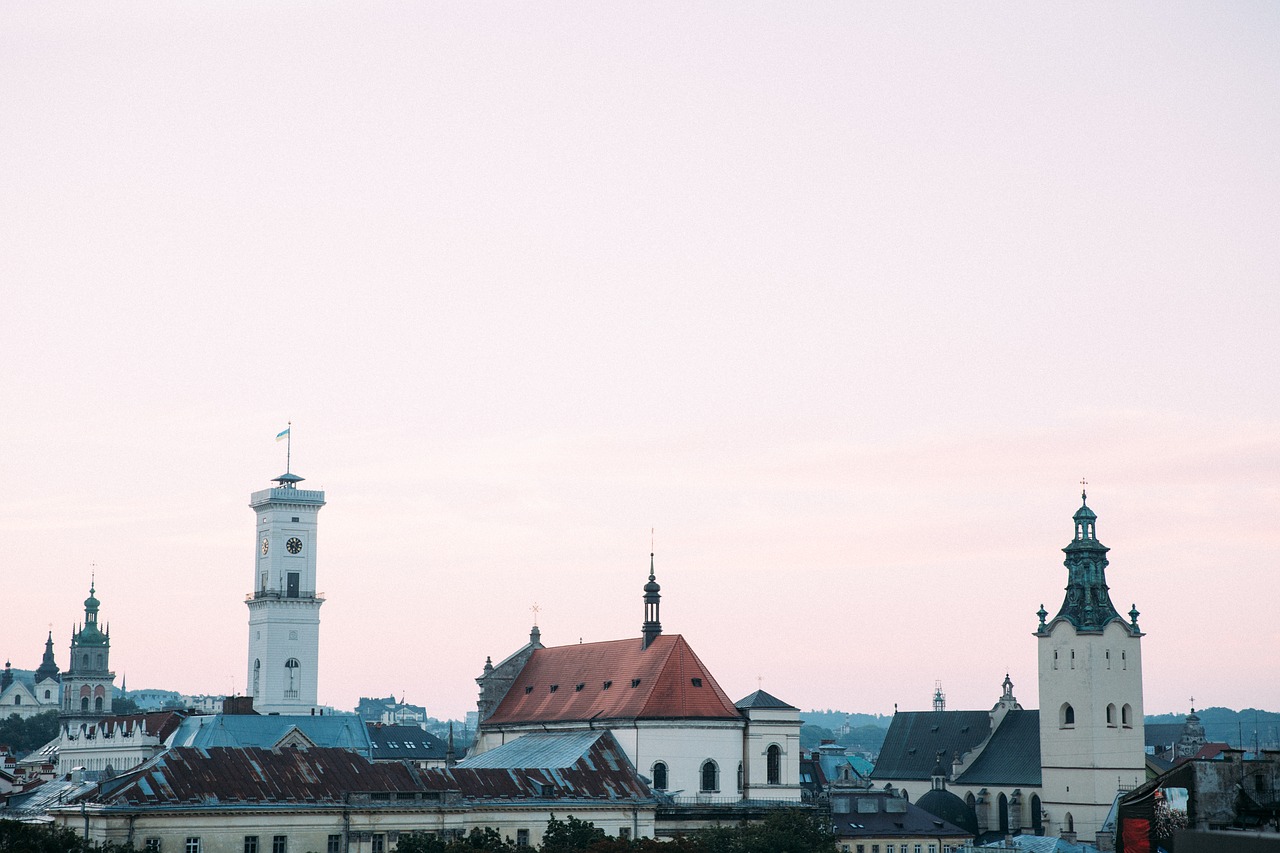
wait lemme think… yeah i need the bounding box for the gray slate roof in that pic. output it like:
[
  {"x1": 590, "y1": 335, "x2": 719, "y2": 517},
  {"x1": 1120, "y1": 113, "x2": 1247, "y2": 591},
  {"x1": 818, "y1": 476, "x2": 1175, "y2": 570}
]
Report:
[
  {"x1": 956, "y1": 709, "x2": 1041, "y2": 786},
  {"x1": 831, "y1": 791, "x2": 971, "y2": 841},
  {"x1": 366, "y1": 724, "x2": 449, "y2": 761},
  {"x1": 734, "y1": 689, "x2": 798, "y2": 710},
  {"x1": 870, "y1": 711, "x2": 991, "y2": 781}
]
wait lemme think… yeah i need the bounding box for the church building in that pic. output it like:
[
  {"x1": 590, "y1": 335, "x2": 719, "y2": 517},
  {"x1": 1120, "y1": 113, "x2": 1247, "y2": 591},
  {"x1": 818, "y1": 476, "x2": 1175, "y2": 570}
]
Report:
[
  {"x1": 0, "y1": 633, "x2": 62, "y2": 719},
  {"x1": 471, "y1": 553, "x2": 804, "y2": 829},
  {"x1": 871, "y1": 493, "x2": 1148, "y2": 846}
]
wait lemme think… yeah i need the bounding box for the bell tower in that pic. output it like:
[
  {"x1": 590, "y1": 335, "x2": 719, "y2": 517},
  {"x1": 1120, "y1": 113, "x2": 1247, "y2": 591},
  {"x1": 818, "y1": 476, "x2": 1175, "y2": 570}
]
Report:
[
  {"x1": 62, "y1": 582, "x2": 115, "y2": 721},
  {"x1": 246, "y1": 467, "x2": 326, "y2": 715},
  {"x1": 1036, "y1": 492, "x2": 1145, "y2": 843}
]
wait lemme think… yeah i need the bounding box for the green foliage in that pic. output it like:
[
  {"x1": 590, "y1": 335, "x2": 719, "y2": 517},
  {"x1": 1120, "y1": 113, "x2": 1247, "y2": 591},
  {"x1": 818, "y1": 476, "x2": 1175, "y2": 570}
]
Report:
[
  {"x1": 0, "y1": 819, "x2": 137, "y2": 853},
  {"x1": 0, "y1": 711, "x2": 59, "y2": 757},
  {"x1": 395, "y1": 827, "x2": 517, "y2": 853},
  {"x1": 111, "y1": 696, "x2": 141, "y2": 715},
  {"x1": 540, "y1": 815, "x2": 606, "y2": 853}
]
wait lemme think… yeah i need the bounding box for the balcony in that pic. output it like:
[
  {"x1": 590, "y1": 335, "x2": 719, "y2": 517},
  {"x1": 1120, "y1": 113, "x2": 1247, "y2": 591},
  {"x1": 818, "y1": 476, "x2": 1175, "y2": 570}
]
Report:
[{"x1": 246, "y1": 590, "x2": 325, "y2": 602}]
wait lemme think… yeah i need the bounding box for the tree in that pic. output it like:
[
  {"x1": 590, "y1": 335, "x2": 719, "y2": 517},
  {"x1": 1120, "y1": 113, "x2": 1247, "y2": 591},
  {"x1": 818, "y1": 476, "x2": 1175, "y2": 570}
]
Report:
[{"x1": 540, "y1": 815, "x2": 606, "y2": 853}]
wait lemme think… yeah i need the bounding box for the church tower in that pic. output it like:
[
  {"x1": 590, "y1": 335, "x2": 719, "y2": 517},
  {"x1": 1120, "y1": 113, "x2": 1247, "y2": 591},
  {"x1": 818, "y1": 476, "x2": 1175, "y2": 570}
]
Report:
[
  {"x1": 245, "y1": 468, "x2": 325, "y2": 714},
  {"x1": 1036, "y1": 492, "x2": 1146, "y2": 842},
  {"x1": 61, "y1": 582, "x2": 115, "y2": 721}
]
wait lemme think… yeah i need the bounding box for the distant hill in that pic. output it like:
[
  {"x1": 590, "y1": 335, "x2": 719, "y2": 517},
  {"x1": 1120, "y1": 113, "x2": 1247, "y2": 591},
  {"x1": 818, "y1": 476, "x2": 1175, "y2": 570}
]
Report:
[
  {"x1": 1146, "y1": 707, "x2": 1280, "y2": 751},
  {"x1": 801, "y1": 707, "x2": 1280, "y2": 758}
]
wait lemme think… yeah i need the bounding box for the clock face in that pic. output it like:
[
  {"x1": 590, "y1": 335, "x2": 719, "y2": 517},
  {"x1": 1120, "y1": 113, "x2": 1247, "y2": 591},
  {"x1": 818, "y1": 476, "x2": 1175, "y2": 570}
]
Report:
[
  {"x1": 260, "y1": 538, "x2": 269, "y2": 556},
  {"x1": 286, "y1": 537, "x2": 303, "y2": 555}
]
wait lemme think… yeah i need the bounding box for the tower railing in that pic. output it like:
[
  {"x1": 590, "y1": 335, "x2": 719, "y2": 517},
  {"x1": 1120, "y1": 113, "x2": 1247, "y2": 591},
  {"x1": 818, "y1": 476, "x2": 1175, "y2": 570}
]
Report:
[{"x1": 247, "y1": 590, "x2": 324, "y2": 601}]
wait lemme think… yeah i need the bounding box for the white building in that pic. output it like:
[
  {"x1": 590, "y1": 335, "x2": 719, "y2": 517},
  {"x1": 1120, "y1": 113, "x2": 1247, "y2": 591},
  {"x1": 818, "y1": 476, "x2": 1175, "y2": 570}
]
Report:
[
  {"x1": 472, "y1": 554, "x2": 803, "y2": 833},
  {"x1": 246, "y1": 468, "x2": 326, "y2": 715},
  {"x1": 871, "y1": 493, "x2": 1148, "y2": 846},
  {"x1": 0, "y1": 634, "x2": 62, "y2": 719}
]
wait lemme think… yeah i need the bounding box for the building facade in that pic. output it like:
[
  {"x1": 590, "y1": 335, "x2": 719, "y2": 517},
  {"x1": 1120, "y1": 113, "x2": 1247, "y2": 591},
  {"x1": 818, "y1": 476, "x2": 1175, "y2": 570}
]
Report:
[
  {"x1": 61, "y1": 583, "x2": 115, "y2": 722},
  {"x1": 246, "y1": 469, "x2": 326, "y2": 715}
]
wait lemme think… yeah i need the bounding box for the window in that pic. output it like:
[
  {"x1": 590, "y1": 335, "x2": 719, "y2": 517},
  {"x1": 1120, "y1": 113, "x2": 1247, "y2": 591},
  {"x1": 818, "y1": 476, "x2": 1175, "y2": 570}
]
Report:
[
  {"x1": 13, "y1": 695, "x2": 19, "y2": 705},
  {"x1": 998, "y1": 792, "x2": 1009, "y2": 832},
  {"x1": 95, "y1": 696, "x2": 104, "y2": 711},
  {"x1": 1122, "y1": 650, "x2": 1127, "y2": 670},
  {"x1": 284, "y1": 659, "x2": 300, "y2": 697},
  {"x1": 1106, "y1": 650, "x2": 1111, "y2": 669},
  {"x1": 272, "y1": 836, "x2": 287, "y2": 853},
  {"x1": 372, "y1": 835, "x2": 384, "y2": 853},
  {"x1": 915, "y1": 845, "x2": 923, "y2": 853},
  {"x1": 1070, "y1": 649, "x2": 1076, "y2": 669},
  {"x1": 767, "y1": 744, "x2": 782, "y2": 784},
  {"x1": 1107, "y1": 703, "x2": 1117, "y2": 726},
  {"x1": 1065, "y1": 813, "x2": 1074, "y2": 833},
  {"x1": 327, "y1": 836, "x2": 340, "y2": 853},
  {"x1": 1053, "y1": 650, "x2": 1059, "y2": 670},
  {"x1": 619, "y1": 828, "x2": 631, "y2": 840},
  {"x1": 737, "y1": 761, "x2": 743, "y2": 792},
  {"x1": 1122, "y1": 704, "x2": 1133, "y2": 727},
  {"x1": 44, "y1": 689, "x2": 50, "y2": 699},
  {"x1": 516, "y1": 829, "x2": 530, "y2": 848},
  {"x1": 81, "y1": 696, "x2": 90, "y2": 711},
  {"x1": 144, "y1": 840, "x2": 162, "y2": 853},
  {"x1": 700, "y1": 759, "x2": 719, "y2": 792},
  {"x1": 928, "y1": 846, "x2": 937, "y2": 853},
  {"x1": 652, "y1": 761, "x2": 668, "y2": 790},
  {"x1": 253, "y1": 659, "x2": 261, "y2": 696},
  {"x1": 244, "y1": 837, "x2": 259, "y2": 853},
  {"x1": 186, "y1": 839, "x2": 201, "y2": 853},
  {"x1": 1061, "y1": 703, "x2": 1075, "y2": 728},
  {"x1": 691, "y1": 677, "x2": 702, "y2": 687}
]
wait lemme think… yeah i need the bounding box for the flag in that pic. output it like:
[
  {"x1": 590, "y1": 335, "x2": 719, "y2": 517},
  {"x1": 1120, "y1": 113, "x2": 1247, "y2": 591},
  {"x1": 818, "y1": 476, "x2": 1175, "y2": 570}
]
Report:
[{"x1": 275, "y1": 427, "x2": 290, "y2": 442}]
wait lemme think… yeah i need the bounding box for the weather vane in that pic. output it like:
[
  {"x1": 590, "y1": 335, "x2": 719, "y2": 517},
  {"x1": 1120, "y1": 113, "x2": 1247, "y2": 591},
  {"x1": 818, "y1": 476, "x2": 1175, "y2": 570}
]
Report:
[{"x1": 530, "y1": 602, "x2": 540, "y2": 627}]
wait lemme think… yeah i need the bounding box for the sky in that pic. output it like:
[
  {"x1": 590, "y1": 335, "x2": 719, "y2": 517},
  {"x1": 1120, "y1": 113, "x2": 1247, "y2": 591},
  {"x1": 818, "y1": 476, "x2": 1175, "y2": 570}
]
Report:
[{"x1": 2, "y1": 3, "x2": 1277, "y2": 723}]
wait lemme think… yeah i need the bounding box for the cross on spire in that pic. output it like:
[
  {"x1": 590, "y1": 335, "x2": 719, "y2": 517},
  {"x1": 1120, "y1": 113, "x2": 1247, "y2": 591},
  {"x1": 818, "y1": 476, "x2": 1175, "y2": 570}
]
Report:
[{"x1": 530, "y1": 603, "x2": 540, "y2": 627}]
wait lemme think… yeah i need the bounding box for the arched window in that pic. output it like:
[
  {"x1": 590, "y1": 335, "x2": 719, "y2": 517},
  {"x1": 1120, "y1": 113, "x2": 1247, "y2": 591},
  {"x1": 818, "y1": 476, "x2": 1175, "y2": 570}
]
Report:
[
  {"x1": 737, "y1": 762, "x2": 743, "y2": 792},
  {"x1": 965, "y1": 792, "x2": 976, "y2": 810},
  {"x1": 285, "y1": 658, "x2": 300, "y2": 696},
  {"x1": 1060, "y1": 703, "x2": 1075, "y2": 728},
  {"x1": 83, "y1": 654, "x2": 90, "y2": 669},
  {"x1": 253, "y1": 659, "x2": 261, "y2": 697},
  {"x1": 1053, "y1": 650, "x2": 1059, "y2": 670},
  {"x1": 998, "y1": 792, "x2": 1009, "y2": 832},
  {"x1": 96, "y1": 654, "x2": 104, "y2": 669},
  {"x1": 13, "y1": 695, "x2": 20, "y2": 706},
  {"x1": 700, "y1": 760, "x2": 719, "y2": 792},
  {"x1": 44, "y1": 689, "x2": 51, "y2": 699},
  {"x1": 1031, "y1": 794, "x2": 1043, "y2": 832},
  {"x1": 1065, "y1": 812, "x2": 1074, "y2": 833},
  {"x1": 651, "y1": 762, "x2": 668, "y2": 790},
  {"x1": 766, "y1": 744, "x2": 782, "y2": 785},
  {"x1": 81, "y1": 697, "x2": 90, "y2": 711},
  {"x1": 1122, "y1": 704, "x2": 1133, "y2": 727},
  {"x1": 1106, "y1": 704, "x2": 1117, "y2": 726},
  {"x1": 95, "y1": 696, "x2": 103, "y2": 711}
]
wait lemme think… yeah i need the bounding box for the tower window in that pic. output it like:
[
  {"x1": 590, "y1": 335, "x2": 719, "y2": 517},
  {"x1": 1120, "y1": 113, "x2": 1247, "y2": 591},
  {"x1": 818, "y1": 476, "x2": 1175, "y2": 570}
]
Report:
[
  {"x1": 1106, "y1": 704, "x2": 1117, "y2": 727},
  {"x1": 767, "y1": 744, "x2": 782, "y2": 785},
  {"x1": 1060, "y1": 703, "x2": 1075, "y2": 728},
  {"x1": 1070, "y1": 649, "x2": 1075, "y2": 669},
  {"x1": 1053, "y1": 651, "x2": 1059, "y2": 670},
  {"x1": 1122, "y1": 651, "x2": 1127, "y2": 670},
  {"x1": 1106, "y1": 650, "x2": 1111, "y2": 669},
  {"x1": 1122, "y1": 704, "x2": 1133, "y2": 727},
  {"x1": 285, "y1": 658, "x2": 300, "y2": 697}
]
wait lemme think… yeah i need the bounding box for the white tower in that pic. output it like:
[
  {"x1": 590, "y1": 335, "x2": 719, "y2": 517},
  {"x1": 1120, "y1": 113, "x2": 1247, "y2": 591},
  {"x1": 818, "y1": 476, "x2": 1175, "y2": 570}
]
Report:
[
  {"x1": 246, "y1": 468, "x2": 326, "y2": 715},
  {"x1": 1036, "y1": 492, "x2": 1146, "y2": 843}
]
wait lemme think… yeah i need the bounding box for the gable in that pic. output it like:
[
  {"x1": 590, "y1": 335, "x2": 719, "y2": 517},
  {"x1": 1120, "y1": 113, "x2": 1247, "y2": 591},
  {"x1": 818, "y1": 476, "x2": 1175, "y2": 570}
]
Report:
[
  {"x1": 484, "y1": 634, "x2": 741, "y2": 725},
  {"x1": 956, "y1": 709, "x2": 1042, "y2": 786}
]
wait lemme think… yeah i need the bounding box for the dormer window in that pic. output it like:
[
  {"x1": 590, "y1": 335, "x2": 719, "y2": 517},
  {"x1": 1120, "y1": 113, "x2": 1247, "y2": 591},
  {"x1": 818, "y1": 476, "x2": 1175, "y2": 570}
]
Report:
[
  {"x1": 602, "y1": 681, "x2": 612, "y2": 690},
  {"x1": 549, "y1": 684, "x2": 559, "y2": 693},
  {"x1": 524, "y1": 686, "x2": 533, "y2": 694},
  {"x1": 691, "y1": 678, "x2": 702, "y2": 687},
  {"x1": 574, "y1": 683, "x2": 585, "y2": 692},
  {"x1": 631, "y1": 679, "x2": 641, "y2": 688}
]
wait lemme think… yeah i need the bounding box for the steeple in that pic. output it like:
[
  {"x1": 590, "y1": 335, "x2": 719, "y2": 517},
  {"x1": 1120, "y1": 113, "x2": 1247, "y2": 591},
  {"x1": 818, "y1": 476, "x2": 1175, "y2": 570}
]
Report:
[
  {"x1": 35, "y1": 631, "x2": 60, "y2": 683},
  {"x1": 641, "y1": 552, "x2": 662, "y2": 649},
  {"x1": 1040, "y1": 491, "x2": 1135, "y2": 635},
  {"x1": 1, "y1": 662, "x2": 11, "y2": 692}
]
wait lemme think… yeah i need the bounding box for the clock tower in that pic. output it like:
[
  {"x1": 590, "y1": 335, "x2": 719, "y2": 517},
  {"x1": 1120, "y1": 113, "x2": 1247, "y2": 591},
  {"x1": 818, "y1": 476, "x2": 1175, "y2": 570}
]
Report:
[{"x1": 246, "y1": 470, "x2": 325, "y2": 714}]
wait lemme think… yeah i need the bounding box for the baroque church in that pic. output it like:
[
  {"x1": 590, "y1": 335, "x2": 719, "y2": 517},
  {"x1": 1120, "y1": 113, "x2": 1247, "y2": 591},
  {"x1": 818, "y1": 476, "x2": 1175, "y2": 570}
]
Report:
[
  {"x1": 0, "y1": 633, "x2": 63, "y2": 719},
  {"x1": 871, "y1": 493, "x2": 1147, "y2": 846},
  {"x1": 470, "y1": 553, "x2": 804, "y2": 830}
]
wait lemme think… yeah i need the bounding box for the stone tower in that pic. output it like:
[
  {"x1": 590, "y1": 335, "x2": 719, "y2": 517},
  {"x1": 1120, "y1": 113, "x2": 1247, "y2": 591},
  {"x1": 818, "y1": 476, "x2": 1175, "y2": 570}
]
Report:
[
  {"x1": 1036, "y1": 492, "x2": 1146, "y2": 842},
  {"x1": 62, "y1": 582, "x2": 115, "y2": 721},
  {"x1": 246, "y1": 469, "x2": 326, "y2": 714}
]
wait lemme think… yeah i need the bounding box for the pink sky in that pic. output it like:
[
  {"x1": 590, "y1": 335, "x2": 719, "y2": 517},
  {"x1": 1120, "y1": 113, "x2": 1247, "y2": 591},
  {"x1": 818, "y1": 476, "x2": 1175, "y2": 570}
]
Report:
[{"x1": 2, "y1": 3, "x2": 1277, "y2": 722}]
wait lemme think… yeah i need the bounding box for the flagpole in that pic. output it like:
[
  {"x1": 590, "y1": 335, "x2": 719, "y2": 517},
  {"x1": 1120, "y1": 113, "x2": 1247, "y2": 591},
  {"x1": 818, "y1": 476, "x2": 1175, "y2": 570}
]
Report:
[{"x1": 286, "y1": 420, "x2": 292, "y2": 474}]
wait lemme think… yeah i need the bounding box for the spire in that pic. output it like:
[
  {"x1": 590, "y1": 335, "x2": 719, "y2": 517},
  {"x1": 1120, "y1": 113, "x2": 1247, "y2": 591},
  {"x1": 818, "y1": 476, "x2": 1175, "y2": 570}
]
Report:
[
  {"x1": 446, "y1": 722, "x2": 457, "y2": 769},
  {"x1": 35, "y1": 631, "x2": 60, "y2": 683},
  {"x1": 1041, "y1": 491, "x2": 1134, "y2": 635},
  {"x1": 642, "y1": 551, "x2": 662, "y2": 649},
  {"x1": 1001, "y1": 673, "x2": 1015, "y2": 702},
  {"x1": 1, "y1": 662, "x2": 11, "y2": 692}
]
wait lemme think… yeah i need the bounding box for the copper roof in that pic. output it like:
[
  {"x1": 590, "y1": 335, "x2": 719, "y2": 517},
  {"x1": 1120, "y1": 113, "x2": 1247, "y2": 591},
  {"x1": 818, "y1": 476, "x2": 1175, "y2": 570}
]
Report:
[{"x1": 484, "y1": 634, "x2": 741, "y2": 725}]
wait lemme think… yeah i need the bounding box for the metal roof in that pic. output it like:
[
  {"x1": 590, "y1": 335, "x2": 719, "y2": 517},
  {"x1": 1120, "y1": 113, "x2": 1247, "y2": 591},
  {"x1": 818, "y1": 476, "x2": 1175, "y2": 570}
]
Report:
[
  {"x1": 457, "y1": 731, "x2": 609, "y2": 770},
  {"x1": 870, "y1": 711, "x2": 992, "y2": 781},
  {"x1": 166, "y1": 714, "x2": 372, "y2": 756},
  {"x1": 956, "y1": 709, "x2": 1041, "y2": 786},
  {"x1": 734, "y1": 689, "x2": 798, "y2": 710},
  {"x1": 366, "y1": 724, "x2": 449, "y2": 761}
]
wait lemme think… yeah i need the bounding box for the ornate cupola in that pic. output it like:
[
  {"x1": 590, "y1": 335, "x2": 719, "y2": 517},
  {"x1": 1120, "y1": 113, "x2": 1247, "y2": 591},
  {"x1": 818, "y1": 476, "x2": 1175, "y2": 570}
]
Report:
[
  {"x1": 641, "y1": 553, "x2": 662, "y2": 649},
  {"x1": 1039, "y1": 491, "x2": 1138, "y2": 636}
]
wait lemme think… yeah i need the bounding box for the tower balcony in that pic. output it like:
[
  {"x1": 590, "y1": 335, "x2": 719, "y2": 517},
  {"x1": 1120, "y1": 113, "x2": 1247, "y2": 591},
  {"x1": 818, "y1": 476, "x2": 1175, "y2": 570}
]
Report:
[
  {"x1": 250, "y1": 487, "x2": 326, "y2": 508},
  {"x1": 246, "y1": 590, "x2": 325, "y2": 602}
]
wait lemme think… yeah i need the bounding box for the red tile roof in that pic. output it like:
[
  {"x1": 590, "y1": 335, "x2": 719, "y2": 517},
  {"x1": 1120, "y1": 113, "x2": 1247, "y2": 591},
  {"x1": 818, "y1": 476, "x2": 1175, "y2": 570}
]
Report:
[{"x1": 484, "y1": 634, "x2": 741, "y2": 725}]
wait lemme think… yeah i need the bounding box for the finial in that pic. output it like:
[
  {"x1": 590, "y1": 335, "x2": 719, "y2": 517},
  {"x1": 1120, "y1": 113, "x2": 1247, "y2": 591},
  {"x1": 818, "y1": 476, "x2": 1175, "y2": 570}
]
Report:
[
  {"x1": 1080, "y1": 478, "x2": 1088, "y2": 504},
  {"x1": 1190, "y1": 697, "x2": 1195, "y2": 714},
  {"x1": 1129, "y1": 603, "x2": 1140, "y2": 629},
  {"x1": 530, "y1": 602, "x2": 540, "y2": 627},
  {"x1": 1037, "y1": 604, "x2": 1047, "y2": 627}
]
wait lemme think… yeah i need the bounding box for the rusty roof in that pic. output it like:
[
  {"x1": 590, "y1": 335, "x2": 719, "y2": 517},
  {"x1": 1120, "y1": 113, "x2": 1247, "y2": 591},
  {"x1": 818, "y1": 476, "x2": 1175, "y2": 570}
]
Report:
[
  {"x1": 484, "y1": 634, "x2": 740, "y2": 725},
  {"x1": 91, "y1": 711, "x2": 187, "y2": 740},
  {"x1": 85, "y1": 740, "x2": 651, "y2": 808}
]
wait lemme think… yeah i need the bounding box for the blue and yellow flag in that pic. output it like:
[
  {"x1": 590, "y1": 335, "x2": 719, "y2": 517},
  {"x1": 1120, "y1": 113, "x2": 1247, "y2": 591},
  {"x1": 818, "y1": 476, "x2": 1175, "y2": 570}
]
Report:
[{"x1": 275, "y1": 427, "x2": 290, "y2": 442}]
